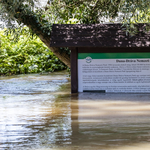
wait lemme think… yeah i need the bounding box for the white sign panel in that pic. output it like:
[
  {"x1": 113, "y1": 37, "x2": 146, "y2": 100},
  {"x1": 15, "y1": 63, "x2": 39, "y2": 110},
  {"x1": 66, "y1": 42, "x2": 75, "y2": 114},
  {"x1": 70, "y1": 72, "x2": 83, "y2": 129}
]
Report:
[{"x1": 78, "y1": 53, "x2": 150, "y2": 93}]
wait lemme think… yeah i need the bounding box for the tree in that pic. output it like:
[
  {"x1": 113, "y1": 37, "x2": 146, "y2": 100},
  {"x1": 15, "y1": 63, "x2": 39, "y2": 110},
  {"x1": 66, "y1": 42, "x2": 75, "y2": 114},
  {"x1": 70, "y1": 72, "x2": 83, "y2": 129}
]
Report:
[
  {"x1": 1, "y1": 0, "x2": 150, "y2": 68},
  {"x1": 0, "y1": 0, "x2": 71, "y2": 68}
]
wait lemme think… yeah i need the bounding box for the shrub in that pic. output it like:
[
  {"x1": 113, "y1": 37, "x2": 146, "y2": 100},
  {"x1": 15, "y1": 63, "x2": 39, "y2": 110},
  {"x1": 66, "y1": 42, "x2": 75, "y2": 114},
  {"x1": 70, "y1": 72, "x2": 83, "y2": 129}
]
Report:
[{"x1": 0, "y1": 28, "x2": 66, "y2": 75}]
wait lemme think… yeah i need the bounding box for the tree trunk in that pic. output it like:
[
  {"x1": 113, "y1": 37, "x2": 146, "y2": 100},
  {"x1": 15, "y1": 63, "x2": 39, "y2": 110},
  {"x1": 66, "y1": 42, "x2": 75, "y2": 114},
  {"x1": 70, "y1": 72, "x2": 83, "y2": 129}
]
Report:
[
  {"x1": 2, "y1": 1, "x2": 71, "y2": 68},
  {"x1": 38, "y1": 34, "x2": 70, "y2": 68},
  {"x1": 24, "y1": 23, "x2": 71, "y2": 68}
]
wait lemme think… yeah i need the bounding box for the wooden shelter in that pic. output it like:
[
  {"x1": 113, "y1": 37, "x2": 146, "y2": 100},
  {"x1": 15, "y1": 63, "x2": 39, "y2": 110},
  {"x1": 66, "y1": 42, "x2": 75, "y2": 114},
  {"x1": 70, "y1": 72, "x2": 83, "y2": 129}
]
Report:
[{"x1": 50, "y1": 24, "x2": 150, "y2": 93}]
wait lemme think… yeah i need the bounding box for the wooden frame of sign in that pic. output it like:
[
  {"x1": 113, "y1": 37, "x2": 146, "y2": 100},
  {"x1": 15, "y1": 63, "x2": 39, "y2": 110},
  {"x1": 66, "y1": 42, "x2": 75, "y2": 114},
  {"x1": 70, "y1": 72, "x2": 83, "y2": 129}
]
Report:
[{"x1": 50, "y1": 24, "x2": 150, "y2": 93}]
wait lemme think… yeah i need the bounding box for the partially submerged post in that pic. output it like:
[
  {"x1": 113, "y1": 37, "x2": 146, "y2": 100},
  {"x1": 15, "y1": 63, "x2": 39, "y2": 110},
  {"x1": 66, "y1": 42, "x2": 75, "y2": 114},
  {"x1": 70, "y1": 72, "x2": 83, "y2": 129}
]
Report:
[{"x1": 50, "y1": 24, "x2": 150, "y2": 93}]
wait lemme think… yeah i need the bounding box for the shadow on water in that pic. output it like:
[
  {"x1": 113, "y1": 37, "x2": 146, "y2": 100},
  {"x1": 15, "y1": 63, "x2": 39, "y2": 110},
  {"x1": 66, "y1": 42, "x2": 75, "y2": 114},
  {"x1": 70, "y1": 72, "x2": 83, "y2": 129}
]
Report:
[{"x1": 1, "y1": 71, "x2": 150, "y2": 150}]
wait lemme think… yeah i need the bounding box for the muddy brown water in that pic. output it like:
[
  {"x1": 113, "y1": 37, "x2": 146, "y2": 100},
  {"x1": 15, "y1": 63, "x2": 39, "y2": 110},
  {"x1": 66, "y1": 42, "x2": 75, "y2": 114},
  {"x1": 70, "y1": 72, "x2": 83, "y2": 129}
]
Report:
[{"x1": 1, "y1": 71, "x2": 150, "y2": 150}]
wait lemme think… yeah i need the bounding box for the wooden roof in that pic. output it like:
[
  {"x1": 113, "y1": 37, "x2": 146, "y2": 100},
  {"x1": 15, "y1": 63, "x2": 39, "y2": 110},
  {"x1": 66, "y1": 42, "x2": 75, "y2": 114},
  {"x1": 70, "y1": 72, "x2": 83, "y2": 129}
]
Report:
[{"x1": 50, "y1": 24, "x2": 150, "y2": 47}]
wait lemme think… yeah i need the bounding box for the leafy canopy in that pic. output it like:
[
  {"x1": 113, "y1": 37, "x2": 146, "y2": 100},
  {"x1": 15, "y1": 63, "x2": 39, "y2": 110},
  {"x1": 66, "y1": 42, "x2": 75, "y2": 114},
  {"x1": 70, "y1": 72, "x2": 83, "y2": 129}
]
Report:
[
  {"x1": 44, "y1": 0, "x2": 150, "y2": 33},
  {"x1": 1, "y1": 0, "x2": 150, "y2": 29}
]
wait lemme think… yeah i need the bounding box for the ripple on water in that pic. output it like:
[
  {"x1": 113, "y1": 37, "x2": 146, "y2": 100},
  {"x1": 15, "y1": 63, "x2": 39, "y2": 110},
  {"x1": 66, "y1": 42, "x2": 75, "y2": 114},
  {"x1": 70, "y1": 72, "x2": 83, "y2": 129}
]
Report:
[{"x1": 1, "y1": 72, "x2": 150, "y2": 150}]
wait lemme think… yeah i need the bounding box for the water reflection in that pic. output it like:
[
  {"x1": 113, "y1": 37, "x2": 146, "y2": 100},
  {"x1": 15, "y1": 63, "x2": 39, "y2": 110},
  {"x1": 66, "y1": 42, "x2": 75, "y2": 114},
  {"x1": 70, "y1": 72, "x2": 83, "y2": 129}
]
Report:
[
  {"x1": 1, "y1": 72, "x2": 150, "y2": 150},
  {"x1": 71, "y1": 93, "x2": 150, "y2": 150}
]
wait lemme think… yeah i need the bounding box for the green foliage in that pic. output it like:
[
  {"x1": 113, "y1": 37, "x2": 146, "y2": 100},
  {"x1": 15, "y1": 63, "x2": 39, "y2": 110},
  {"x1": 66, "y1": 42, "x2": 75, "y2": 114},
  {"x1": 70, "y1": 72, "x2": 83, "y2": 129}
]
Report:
[
  {"x1": 43, "y1": 0, "x2": 128, "y2": 24},
  {"x1": 44, "y1": 0, "x2": 150, "y2": 30},
  {"x1": 1, "y1": 0, "x2": 150, "y2": 33},
  {"x1": 0, "y1": 28, "x2": 66, "y2": 76},
  {"x1": 1, "y1": 0, "x2": 150, "y2": 69},
  {"x1": 0, "y1": 0, "x2": 36, "y2": 28},
  {"x1": 0, "y1": 0, "x2": 52, "y2": 38}
]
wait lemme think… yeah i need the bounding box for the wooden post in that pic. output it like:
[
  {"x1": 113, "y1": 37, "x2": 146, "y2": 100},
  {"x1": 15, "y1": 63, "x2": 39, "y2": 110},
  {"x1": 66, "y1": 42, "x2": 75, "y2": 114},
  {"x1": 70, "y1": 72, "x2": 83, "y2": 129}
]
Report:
[{"x1": 70, "y1": 47, "x2": 78, "y2": 93}]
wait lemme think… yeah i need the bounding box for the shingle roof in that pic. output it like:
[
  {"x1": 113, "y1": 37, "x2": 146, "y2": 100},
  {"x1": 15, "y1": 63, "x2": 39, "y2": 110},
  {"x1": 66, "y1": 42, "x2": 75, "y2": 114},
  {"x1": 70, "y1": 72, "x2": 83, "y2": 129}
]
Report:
[{"x1": 50, "y1": 24, "x2": 150, "y2": 47}]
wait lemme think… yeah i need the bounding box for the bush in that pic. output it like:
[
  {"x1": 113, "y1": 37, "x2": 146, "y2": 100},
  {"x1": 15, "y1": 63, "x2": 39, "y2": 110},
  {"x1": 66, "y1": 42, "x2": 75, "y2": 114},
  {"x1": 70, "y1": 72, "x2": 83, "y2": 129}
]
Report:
[{"x1": 0, "y1": 28, "x2": 66, "y2": 76}]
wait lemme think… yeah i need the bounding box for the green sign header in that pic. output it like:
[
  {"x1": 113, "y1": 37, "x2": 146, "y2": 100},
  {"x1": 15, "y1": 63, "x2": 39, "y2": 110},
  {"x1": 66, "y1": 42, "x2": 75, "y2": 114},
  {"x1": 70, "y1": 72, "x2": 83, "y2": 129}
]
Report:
[{"x1": 78, "y1": 53, "x2": 150, "y2": 59}]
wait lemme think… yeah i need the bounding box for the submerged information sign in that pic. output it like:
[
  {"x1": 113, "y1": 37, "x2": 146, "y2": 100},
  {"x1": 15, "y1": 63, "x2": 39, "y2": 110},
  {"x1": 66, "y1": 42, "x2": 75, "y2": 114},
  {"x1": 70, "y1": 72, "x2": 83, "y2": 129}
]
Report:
[{"x1": 78, "y1": 53, "x2": 150, "y2": 93}]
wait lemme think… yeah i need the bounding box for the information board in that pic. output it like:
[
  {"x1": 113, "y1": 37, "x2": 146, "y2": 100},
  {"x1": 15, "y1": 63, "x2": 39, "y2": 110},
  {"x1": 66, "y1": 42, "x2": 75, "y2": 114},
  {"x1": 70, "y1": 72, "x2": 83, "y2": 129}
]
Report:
[{"x1": 78, "y1": 53, "x2": 150, "y2": 93}]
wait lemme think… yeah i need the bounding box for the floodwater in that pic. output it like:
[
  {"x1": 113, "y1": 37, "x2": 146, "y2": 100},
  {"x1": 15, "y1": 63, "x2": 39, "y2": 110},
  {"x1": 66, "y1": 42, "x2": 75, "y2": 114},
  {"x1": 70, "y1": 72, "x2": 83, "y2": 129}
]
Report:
[{"x1": 1, "y1": 71, "x2": 150, "y2": 150}]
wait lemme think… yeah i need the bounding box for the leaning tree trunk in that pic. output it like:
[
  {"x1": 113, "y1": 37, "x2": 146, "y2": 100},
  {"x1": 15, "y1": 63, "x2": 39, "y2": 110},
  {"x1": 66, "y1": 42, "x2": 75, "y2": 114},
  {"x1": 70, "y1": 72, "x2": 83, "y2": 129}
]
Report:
[
  {"x1": 19, "y1": 17, "x2": 71, "y2": 68},
  {"x1": 38, "y1": 34, "x2": 70, "y2": 68},
  {"x1": 2, "y1": 1, "x2": 70, "y2": 68}
]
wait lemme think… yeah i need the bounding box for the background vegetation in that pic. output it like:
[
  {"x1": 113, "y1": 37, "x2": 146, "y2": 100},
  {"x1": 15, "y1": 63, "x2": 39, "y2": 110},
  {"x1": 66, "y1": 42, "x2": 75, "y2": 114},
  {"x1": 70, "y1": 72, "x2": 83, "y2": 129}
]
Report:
[
  {"x1": 0, "y1": 28, "x2": 66, "y2": 76},
  {"x1": 1, "y1": 0, "x2": 150, "y2": 70}
]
